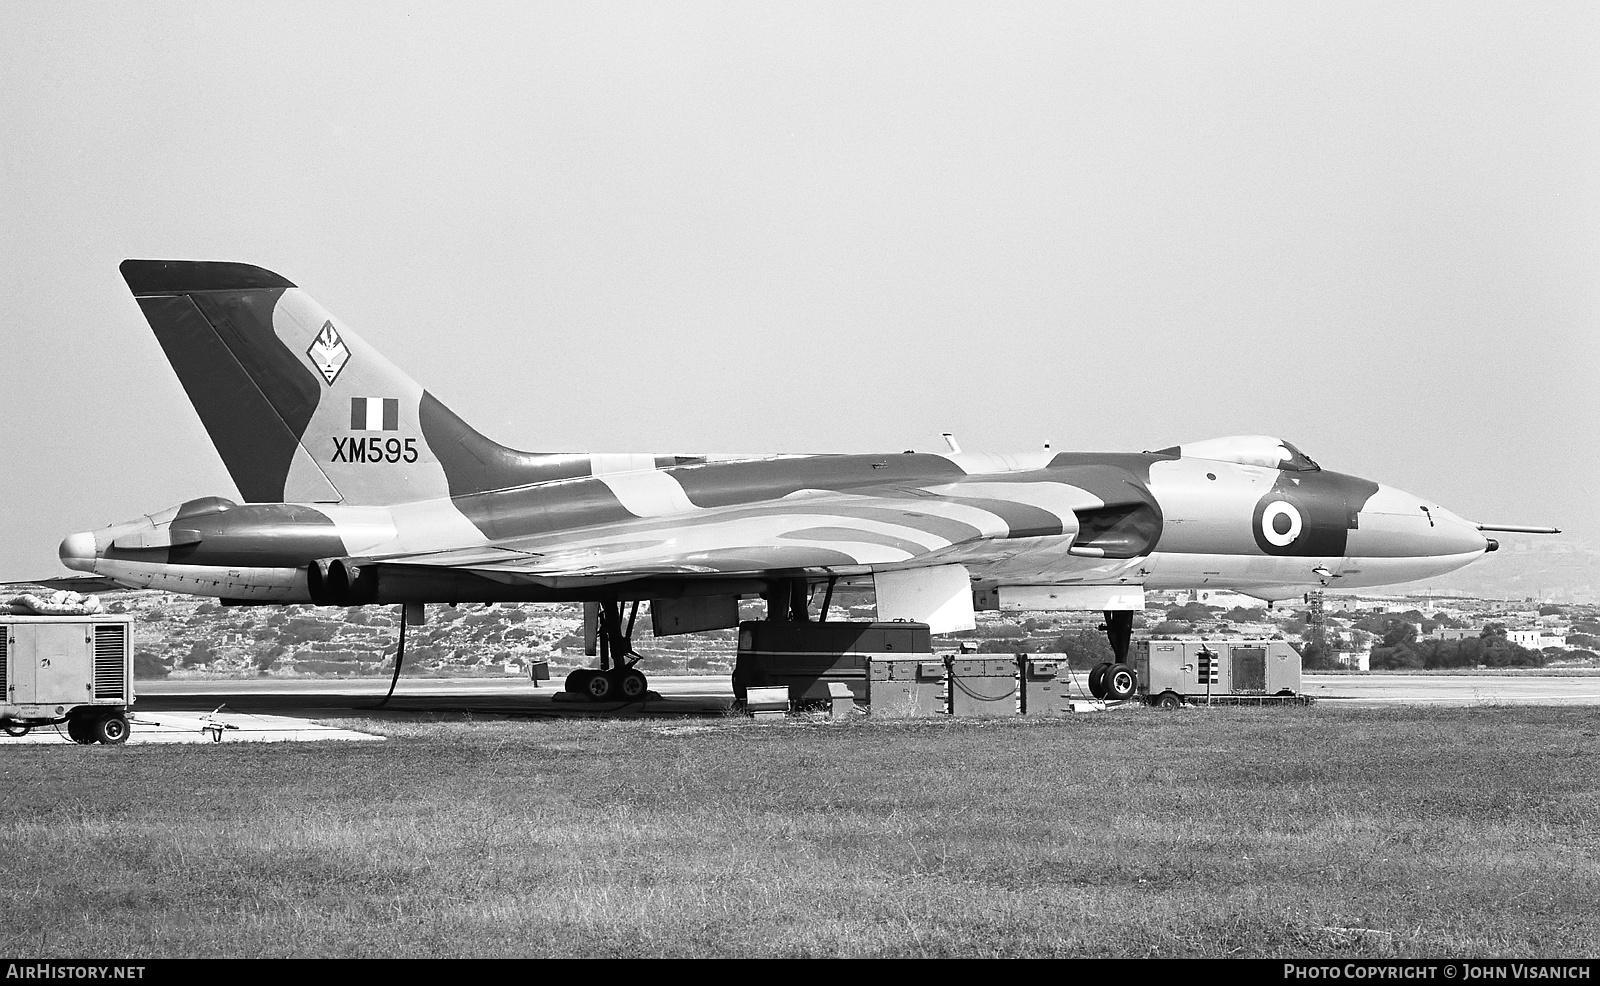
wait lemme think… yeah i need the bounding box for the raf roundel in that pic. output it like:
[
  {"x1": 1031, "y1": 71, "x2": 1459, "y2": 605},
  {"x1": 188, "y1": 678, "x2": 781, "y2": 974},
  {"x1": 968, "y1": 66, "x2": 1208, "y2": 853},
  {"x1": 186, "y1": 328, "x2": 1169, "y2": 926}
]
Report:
[{"x1": 1259, "y1": 500, "x2": 1303, "y2": 547}]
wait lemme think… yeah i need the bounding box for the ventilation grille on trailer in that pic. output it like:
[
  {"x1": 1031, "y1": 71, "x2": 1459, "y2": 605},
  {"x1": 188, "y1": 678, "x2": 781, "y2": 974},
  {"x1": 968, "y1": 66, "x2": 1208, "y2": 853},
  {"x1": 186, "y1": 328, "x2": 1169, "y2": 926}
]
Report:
[
  {"x1": 1, "y1": 631, "x2": 8, "y2": 696},
  {"x1": 94, "y1": 623, "x2": 126, "y2": 699}
]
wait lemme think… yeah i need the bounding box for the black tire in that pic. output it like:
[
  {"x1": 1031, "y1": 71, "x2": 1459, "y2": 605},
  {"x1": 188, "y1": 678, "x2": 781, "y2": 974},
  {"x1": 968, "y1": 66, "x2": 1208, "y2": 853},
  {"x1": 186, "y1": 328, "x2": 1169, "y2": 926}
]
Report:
[
  {"x1": 1088, "y1": 662, "x2": 1111, "y2": 699},
  {"x1": 2, "y1": 718, "x2": 29, "y2": 738},
  {"x1": 1103, "y1": 663, "x2": 1138, "y2": 701},
  {"x1": 563, "y1": 669, "x2": 592, "y2": 694},
  {"x1": 582, "y1": 671, "x2": 613, "y2": 701},
  {"x1": 1155, "y1": 691, "x2": 1183, "y2": 710},
  {"x1": 617, "y1": 668, "x2": 648, "y2": 700},
  {"x1": 93, "y1": 714, "x2": 129, "y2": 745},
  {"x1": 66, "y1": 716, "x2": 95, "y2": 745}
]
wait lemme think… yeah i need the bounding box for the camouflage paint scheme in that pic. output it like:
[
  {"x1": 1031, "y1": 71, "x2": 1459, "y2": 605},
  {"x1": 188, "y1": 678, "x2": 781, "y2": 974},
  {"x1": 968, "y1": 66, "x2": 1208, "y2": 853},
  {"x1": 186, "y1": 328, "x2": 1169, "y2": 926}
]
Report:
[{"x1": 58, "y1": 261, "x2": 1498, "y2": 616}]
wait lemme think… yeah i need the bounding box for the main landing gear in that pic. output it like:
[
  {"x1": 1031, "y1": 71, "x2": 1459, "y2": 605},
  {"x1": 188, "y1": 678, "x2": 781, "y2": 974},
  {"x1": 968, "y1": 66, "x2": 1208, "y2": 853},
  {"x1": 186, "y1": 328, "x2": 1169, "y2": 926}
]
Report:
[
  {"x1": 563, "y1": 600, "x2": 652, "y2": 702},
  {"x1": 1089, "y1": 609, "x2": 1139, "y2": 702}
]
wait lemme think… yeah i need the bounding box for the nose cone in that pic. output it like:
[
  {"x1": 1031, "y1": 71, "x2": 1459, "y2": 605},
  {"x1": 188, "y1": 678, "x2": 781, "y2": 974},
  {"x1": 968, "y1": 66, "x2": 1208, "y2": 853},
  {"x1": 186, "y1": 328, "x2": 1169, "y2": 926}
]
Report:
[
  {"x1": 59, "y1": 531, "x2": 98, "y2": 572},
  {"x1": 1429, "y1": 509, "x2": 1493, "y2": 557},
  {"x1": 1350, "y1": 485, "x2": 1489, "y2": 558}
]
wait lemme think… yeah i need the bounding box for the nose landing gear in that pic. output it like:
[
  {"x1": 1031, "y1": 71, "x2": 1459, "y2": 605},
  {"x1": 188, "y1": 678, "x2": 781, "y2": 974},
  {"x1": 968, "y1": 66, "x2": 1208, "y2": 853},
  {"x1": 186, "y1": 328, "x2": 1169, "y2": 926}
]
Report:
[{"x1": 1088, "y1": 609, "x2": 1139, "y2": 701}]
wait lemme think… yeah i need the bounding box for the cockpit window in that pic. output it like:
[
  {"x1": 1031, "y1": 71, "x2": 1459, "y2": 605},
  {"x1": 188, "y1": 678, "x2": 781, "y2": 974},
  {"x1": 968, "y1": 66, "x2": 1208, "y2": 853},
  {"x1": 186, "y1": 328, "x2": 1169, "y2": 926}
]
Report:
[
  {"x1": 174, "y1": 496, "x2": 239, "y2": 520},
  {"x1": 1164, "y1": 435, "x2": 1321, "y2": 472},
  {"x1": 1276, "y1": 440, "x2": 1320, "y2": 472}
]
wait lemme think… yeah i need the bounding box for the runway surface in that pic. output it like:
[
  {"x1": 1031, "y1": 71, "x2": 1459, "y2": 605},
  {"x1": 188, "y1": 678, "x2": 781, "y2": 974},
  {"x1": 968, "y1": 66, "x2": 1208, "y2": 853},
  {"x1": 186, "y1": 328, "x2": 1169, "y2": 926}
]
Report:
[
  {"x1": 8, "y1": 671, "x2": 1596, "y2": 744},
  {"x1": 136, "y1": 674, "x2": 735, "y2": 716},
  {"x1": 1301, "y1": 672, "x2": 1600, "y2": 706},
  {"x1": 130, "y1": 671, "x2": 1600, "y2": 710},
  {"x1": 0, "y1": 708, "x2": 384, "y2": 745}
]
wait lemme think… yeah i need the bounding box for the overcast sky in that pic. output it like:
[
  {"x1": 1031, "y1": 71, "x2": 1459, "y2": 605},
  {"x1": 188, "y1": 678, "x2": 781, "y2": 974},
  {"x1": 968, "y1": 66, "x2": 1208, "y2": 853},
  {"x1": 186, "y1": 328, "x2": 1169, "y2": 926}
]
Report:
[{"x1": 2, "y1": 2, "x2": 1595, "y2": 591}]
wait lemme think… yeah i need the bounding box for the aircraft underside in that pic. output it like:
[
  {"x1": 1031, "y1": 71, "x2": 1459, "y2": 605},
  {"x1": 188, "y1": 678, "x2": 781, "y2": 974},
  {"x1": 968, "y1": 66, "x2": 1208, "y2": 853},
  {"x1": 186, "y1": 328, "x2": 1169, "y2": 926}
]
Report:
[{"x1": 86, "y1": 544, "x2": 1486, "y2": 606}]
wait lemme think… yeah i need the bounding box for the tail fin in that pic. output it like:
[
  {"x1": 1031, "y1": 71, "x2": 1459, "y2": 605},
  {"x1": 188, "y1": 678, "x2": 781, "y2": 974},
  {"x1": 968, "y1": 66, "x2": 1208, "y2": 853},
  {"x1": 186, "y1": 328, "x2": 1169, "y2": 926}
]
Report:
[{"x1": 120, "y1": 260, "x2": 586, "y2": 505}]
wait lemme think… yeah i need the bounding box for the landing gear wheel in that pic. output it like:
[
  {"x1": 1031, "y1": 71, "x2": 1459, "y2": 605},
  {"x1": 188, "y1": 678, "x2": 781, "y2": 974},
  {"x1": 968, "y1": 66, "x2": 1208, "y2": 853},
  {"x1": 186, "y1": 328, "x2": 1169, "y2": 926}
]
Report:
[
  {"x1": 564, "y1": 669, "x2": 594, "y2": 695},
  {"x1": 66, "y1": 716, "x2": 95, "y2": 745},
  {"x1": 1155, "y1": 691, "x2": 1183, "y2": 710},
  {"x1": 581, "y1": 671, "x2": 614, "y2": 701},
  {"x1": 93, "y1": 714, "x2": 129, "y2": 745},
  {"x1": 1103, "y1": 663, "x2": 1138, "y2": 701},
  {"x1": 2, "y1": 719, "x2": 28, "y2": 738},
  {"x1": 617, "y1": 668, "x2": 648, "y2": 700},
  {"x1": 1088, "y1": 662, "x2": 1111, "y2": 699}
]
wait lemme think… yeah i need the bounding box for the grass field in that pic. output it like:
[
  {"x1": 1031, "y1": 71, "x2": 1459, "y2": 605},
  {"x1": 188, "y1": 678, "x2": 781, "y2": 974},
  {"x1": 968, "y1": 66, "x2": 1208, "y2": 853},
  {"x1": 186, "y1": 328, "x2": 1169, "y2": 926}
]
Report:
[{"x1": 2, "y1": 705, "x2": 1597, "y2": 958}]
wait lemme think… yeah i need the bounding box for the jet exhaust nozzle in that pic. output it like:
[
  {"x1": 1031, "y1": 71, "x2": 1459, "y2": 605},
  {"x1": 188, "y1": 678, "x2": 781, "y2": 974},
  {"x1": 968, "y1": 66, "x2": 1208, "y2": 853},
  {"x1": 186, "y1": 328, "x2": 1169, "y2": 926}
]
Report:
[
  {"x1": 306, "y1": 558, "x2": 378, "y2": 606},
  {"x1": 333, "y1": 558, "x2": 379, "y2": 606},
  {"x1": 306, "y1": 559, "x2": 335, "y2": 604}
]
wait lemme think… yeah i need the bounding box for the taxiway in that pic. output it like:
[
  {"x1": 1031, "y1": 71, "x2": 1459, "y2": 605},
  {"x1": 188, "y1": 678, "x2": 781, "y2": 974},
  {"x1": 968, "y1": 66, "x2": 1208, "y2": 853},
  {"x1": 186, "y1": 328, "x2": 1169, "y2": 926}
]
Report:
[{"x1": 7, "y1": 671, "x2": 1596, "y2": 745}]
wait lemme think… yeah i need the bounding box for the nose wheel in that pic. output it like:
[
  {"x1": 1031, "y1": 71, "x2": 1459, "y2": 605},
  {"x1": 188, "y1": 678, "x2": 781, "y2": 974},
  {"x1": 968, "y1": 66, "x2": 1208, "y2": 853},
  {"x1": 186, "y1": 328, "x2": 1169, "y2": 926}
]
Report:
[{"x1": 1089, "y1": 610, "x2": 1139, "y2": 702}]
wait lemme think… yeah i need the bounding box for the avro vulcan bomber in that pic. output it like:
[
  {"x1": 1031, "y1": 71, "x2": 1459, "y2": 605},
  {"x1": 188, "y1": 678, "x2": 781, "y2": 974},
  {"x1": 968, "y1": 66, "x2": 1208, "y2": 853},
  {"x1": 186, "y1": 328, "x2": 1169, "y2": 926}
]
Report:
[{"x1": 53, "y1": 261, "x2": 1556, "y2": 698}]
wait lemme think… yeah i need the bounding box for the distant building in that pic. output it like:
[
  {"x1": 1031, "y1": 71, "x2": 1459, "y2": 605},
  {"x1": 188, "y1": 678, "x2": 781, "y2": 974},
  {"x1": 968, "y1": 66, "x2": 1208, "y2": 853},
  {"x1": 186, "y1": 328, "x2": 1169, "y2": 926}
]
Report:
[
  {"x1": 1431, "y1": 627, "x2": 1562, "y2": 649},
  {"x1": 1318, "y1": 595, "x2": 1365, "y2": 614},
  {"x1": 1335, "y1": 650, "x2": 1369, "y2": 671},
  {"x1": 1476, "y1": 599, "x2": 1543, "y2": 615}
]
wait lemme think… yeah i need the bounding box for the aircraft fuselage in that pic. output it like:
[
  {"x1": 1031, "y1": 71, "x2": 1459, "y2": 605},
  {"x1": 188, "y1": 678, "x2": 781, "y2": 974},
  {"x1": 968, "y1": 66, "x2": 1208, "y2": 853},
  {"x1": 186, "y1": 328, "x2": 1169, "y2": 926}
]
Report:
[{"x1": 60, "y1": 446, "x2": 1490, "y2": 606}]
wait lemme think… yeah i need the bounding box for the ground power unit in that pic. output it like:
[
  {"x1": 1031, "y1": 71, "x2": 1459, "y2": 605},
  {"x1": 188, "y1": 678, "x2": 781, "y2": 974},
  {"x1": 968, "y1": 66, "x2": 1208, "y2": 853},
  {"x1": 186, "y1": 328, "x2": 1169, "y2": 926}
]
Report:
[
  {"x1": 867, "y1": 657, "x2": 948, "y2": 717},
  {"x1": 1, "y1": 614, "x2": 136, "y2": 743},
  {"x1": 732, "y1": 621, "x2": 933, "y2": 706},
  {"x1": 1132, "y1": 639, "x2": 1308, "y2": 707}
]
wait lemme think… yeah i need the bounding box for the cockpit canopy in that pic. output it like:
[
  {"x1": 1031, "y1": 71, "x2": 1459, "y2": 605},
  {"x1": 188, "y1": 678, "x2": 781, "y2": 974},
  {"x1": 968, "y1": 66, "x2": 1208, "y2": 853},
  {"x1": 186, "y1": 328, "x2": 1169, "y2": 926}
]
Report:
[
  {"x1": 140, "y1": 496, "x2": 239, "y2": 527},
  {"x1": 1153, "y1": 435, "x2": 1321, "y2": 472}
]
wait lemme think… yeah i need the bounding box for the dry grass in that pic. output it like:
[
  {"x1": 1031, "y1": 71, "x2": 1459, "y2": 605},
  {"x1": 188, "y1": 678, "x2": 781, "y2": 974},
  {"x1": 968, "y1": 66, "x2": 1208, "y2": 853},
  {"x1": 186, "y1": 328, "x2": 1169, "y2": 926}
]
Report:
[{"x1": 2, "y1": 705, "x2": 1597, "y2": 957}]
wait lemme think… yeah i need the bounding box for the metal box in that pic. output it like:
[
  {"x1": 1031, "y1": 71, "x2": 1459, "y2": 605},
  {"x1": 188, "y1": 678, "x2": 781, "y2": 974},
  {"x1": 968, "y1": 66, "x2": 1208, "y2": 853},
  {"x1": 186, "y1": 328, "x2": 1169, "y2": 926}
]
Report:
[
  {"x1": 744, "y1": 685, "x2": 790, "y2": 721},
  {"x1": 947, "y1": 657, "x2": 1019, "y2": 717},
  {"x1": 733, "y1": 621, "x2": 932, "y2": 706},
  {"x1": 1021, "y1": 658, "x2": 1091, "y2": 715},
  {"x1": 868, "y1": 657, "x2": 947, "y2": 717},
  {"x1": 1133, "y1": 639, "x2": 1303, "y2": 705},
  {"x1": 2, "y1": 615, "x2": 135, "y2": 741}
]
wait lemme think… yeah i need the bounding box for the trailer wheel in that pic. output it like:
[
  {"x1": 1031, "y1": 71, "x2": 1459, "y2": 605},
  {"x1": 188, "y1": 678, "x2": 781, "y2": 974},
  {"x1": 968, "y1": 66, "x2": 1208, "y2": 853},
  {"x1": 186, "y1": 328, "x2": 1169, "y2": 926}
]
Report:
[
  {"x1": 66, "y1": 716, "x2": 96, "y2": 744},
  {"x1": 1155, "y1": 691, "x2": 1183, "y2": 710},
  {"x1": 1103, "y1": 664, "x2": 1138, "y2": 701},
  {"x1": 93, "y1": 714, "x2": 130, "y2": 745},
  {"x1": 2, "y1": 719, "x2": 29, "y2": 737},
  {"x1": 1088, "y1": 662, "x2": 1111, "y2": 699}
]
